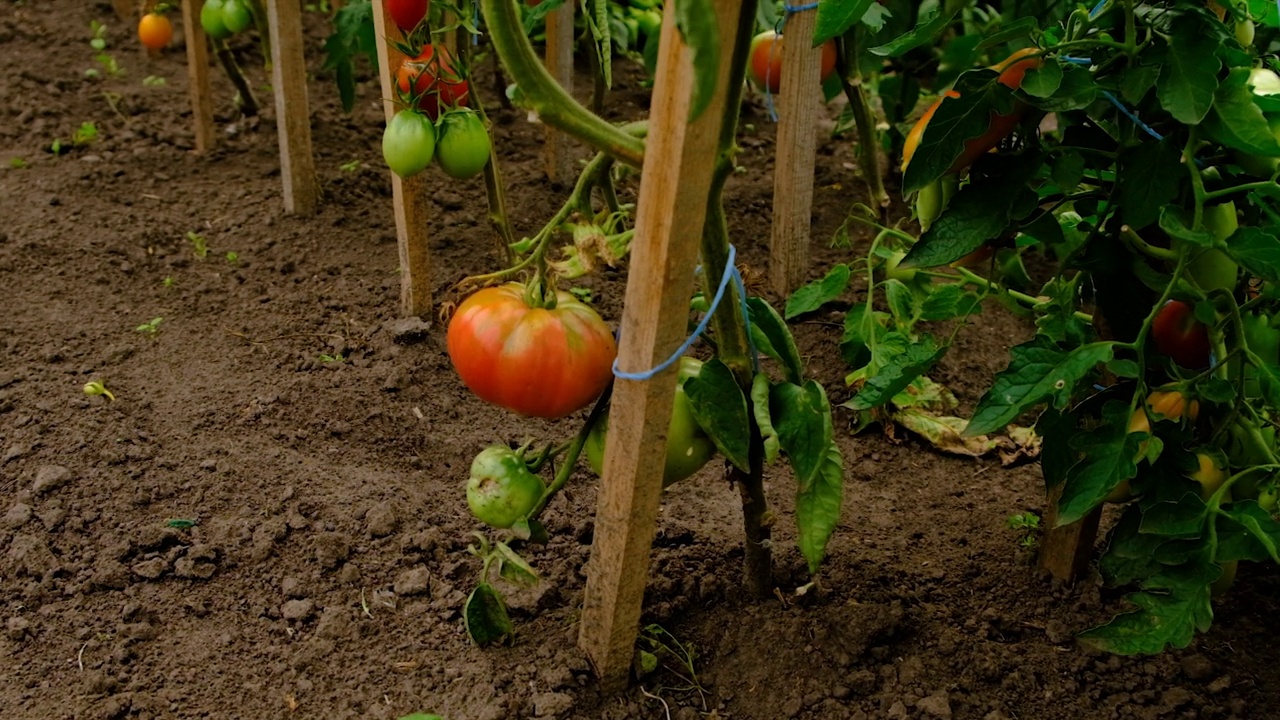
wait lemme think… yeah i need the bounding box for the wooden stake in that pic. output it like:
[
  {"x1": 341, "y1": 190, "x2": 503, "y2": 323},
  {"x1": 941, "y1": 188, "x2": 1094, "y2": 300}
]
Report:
[
  {"x1": 181, "y1": 0, "x2": 216, "y2": 153},
  {"x1": 543, "y1": 1, "x2": 575, "y2": 183},
  {"x1": 1039, "y1": 484, "x2": 1101, "y2": 583},
  {"x1": 768, "y1": 10, "x2": 822, "y2": 296},
  {"x1": 266, "y1": 0, "x2": 318, "y2": 215},
  {"x1": 372, "y1": 0, "x2": 433, "y2": 317},
  {"x1": 578, "y1": 0, "x2": 744, "y2": 691}
]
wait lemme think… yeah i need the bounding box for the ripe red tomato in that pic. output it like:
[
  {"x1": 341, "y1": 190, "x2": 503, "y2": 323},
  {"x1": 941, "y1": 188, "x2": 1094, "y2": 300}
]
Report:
[
  {"x1": 447, "y1": 283, "x2": 617, "y2": 419},
  {"x1": 1152, "y1": 300, "x2": 1211, "y2": 370},
  {"x1": 396, "y1": 45, "x2": 469, "y2": 119},
  {"x1": 387, "y1": 0, "x2": 429, "y2": 32},
  {"x1": 746, "y1": 30, "x2": 837, "y2": 94},
  {"x1": 137, "y1": 12, "x2": 173, "y2": 50}
]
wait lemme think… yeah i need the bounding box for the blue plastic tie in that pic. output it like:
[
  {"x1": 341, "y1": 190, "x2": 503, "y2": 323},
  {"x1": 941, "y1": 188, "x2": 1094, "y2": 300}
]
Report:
[
  {"x1": 1101, "y1": 90, "x2": 1165, "y2": 142},
  {"x1": 613, "y1": 245, "x2": 744, "y2": 380},
  {"x1": 785, "y1": 2, "x2": 819, "y2": 12},
  {"x1": 1089, "y1": 0, "x2": 1107, "y2": 18}
]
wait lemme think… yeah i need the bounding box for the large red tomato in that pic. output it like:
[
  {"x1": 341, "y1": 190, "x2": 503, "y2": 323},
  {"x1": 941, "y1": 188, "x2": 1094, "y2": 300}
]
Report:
[
  {"x1": 1152, "y1": 300, "x2": 1211, "y2": 370},
  {"x1": 387, "y1": 0, "x2": 428, "y2": 32},
  {"x1": 396, "y1": 45, "x2": 469, "y2": 120},
  {"x1": 746, "y1": 30, "x2": 837, "y2": 94},
  {"x1": 447, "y1": 283, "x2": 618, "y2": 419}
]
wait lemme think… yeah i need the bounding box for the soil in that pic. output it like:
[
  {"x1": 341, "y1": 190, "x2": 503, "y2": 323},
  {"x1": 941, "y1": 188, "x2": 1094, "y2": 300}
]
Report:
[{"x1": 2, "y1": 3, "x2": 1278, "y2": 720}]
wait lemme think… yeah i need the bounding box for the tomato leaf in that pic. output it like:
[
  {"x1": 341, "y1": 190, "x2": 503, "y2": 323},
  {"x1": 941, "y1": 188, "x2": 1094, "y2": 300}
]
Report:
[
  {"x1": 1116, "y1": 138, "x2": 1183, "y2": 230},
  {"x1": 966, "y1": 337, "x2": 1115, "y2": 437},
  {"x1": 1225, "y1": 226, "x2": 1280, "y2": 284},
  {"x1": 521, "y1": 0, "x2": 566, "y2": 33},
  {"x1": 684, "y1": 358, "x2": 751, "y2": 472},
  {"x1": 769, "y1": 380, "x2": 834, "y2": 492},
  {"x1": 1056, "y1": 404, "x2": 1142, "y2": 525},
  {"x1": 869, "y1": 4, "x2": 957, "y2": 58},
  {"x1": 795, "y1": 443, "x2": 844, "y2": 574},
  {"x1": 785, "y1": 263, "x2": 851, "y2": 319},
  {"x1": 901, "y1": 71, "x2": 1018, "y2": 193},
  {"x1": 747, "y1": 297, "x2": 804, "y2": 385},
  {"x1": 464, "y1": 583, "x2": 515, "y2": 646},
  {"x1": 322, "y1": 0, "x2": 379, "y2": 114},
  {"x1": 751, "y1": 373, "x2": 781, "y2": 464},
  {"x1": 813, "y1": 0, "x2": 875, "y2": 45},
  {"x1": 1020, "y1": 58, "x2": 1062, "y2": 98},
  {"x1": 839, "y1": 303, "x2": 875, "y2": 368},
  {"x1": 1218, "y1": 501, "x2": 1280, "y2": 562},
  {"x1": 1203, "y1": 68, "x2": 1280, "y2": 156},
  {"x1": 1157, "y1": 206, "x2": 1215, "y2": 247},
  {"x1": 1139, "y1": 495, "x2": 1209, "y2": 538},
  {"x1": 975, "y1": 17, "x2": 1038, "y2": 50},
  {"x1": 845, "y1": 335, "x2": 945, "y2": 411},
  {"x1": 1077, "y1": 584, "x2": 1213, "y2": 655},
  {"x1": 1099, "y1": 505, "x2": 1168, "y2": 587},
  {"x1": 918, "y1": 283, "x2": 982, "y2": 322},
  {"x1": 582, "y1": 0, "x2": 613, "y2": 91},
  {"x1": 902, "y1": 158, "x2": 1037, "y2": 267},
  {"x1": 1028, "y1": 64, "x2": 1098, "y2": 112},
  {"x1": 672, "y1": 0, "x2": 719, "y2": 123},
  {"x1": 1155, "y1": 15, "x2": 1221, "y2": 124},
  {"x1": 494, "y1": 542, "x2": 540, "y2": 587},
  {"x1": 1244, "y1": 0, "x2": 1279, "y2": 28}
]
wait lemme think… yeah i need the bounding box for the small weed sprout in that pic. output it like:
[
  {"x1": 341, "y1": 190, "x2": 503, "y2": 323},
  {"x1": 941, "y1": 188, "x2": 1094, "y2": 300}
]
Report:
[
  {"x1": 1006, "y1": 512, "x2": 1041, "y2": 550},
  {"x1": 83, "y1": 380, "x2": 116, "y2": 401},
  {"x1": 142, "y1": 75, "x2": 167, "y2": 87},
  {"x1": 135, "y1": 317, "x2": 164, "y2": 336},
  {"x1": 186, "y1": 232, "x2": 209, "y2": 259}
]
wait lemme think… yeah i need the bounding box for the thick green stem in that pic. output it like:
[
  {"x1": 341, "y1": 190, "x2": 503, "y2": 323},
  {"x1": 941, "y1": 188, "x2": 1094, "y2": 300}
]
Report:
[
  {"x1": 838, "y1": 33, "x2": 890, "y2": 210},
  {"x1": 529, "y1": 381, "x2": 613, "y2": 518},
  {"x1": 212, "y1": 38, "x2": 260, "y2": 117},
  {"x1": 246, "y1": 0, "x2": 272, "y2": 70},
  {"x1": 696, "y1": 0, "x2": 771, "y2": 599},
  {"x1": 480, "y1": 0, "x2": 644, "y2": 167}
]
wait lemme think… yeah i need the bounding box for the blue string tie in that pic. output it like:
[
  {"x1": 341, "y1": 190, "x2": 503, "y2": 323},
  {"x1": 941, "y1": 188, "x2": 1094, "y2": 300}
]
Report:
[
  {"x1": 763, "y1": 3, "x2": 821, "y2": 123},
  {"x1": 612, "y1": 244, "x2": 757, "y2": 381}
]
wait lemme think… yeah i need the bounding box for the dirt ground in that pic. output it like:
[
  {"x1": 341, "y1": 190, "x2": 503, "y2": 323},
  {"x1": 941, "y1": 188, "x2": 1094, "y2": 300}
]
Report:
[{"x1": 2, "y1": 3, "x2": 1279, "y2": 719}]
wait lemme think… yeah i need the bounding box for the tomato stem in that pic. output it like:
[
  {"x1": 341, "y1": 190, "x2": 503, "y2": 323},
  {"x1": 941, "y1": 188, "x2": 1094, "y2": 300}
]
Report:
[
  {"x1": 479, "y1": 0, "x2": 645, "y2": 167},
  {"x1": 211, "y1": 37, "x2": 259, "y2": 117},
  {"x1": 528, "y1": 381, "x2": 614, "y2": 519},
  {"x1": 456, "y1": 26, "x2": 516, "y2": 264},
  {"x1": 834, "y1": 32, "x2": 890, "y2": 211},
  {"x1": 1119, "y1": 225, "x2": 1177, "y2": 261}
]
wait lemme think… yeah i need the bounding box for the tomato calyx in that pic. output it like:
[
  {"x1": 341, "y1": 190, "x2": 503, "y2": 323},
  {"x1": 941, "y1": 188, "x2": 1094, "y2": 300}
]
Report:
[{"x1": 521, "y1": 275, "x2": 559, "y2": 310}]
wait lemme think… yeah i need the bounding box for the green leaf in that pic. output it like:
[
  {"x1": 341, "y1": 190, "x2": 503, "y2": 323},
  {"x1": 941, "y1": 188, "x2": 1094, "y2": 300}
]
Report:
[
  {"x1": 846, "y1": 335, "x2": 945, "y2": 410},
  {"x1": 582, "y1": 0, "x2": 613, "y2": 91},
  {"x1": 975, "y1": 17, "x2": 1038, "y2": 50},
  {"x1": 796, "y1": 443, "x2": 844, "y2": 574},
  {"x1": 322, "y1": 0, "x2": 378, "y2": 114},
  {"x1": 813, "y1": 0, "x2": 875, "y2": 45},
  {"x1": 1156, "y1": 15, "x2": 1221, "y2": 124},
  {"x1": 869, "y1": 4, "x2": 957, "y2": 58},
  {"x1": 966, "y1": 337, "x2": 1115, "y2": 436},
  {"x1": 1118, "y1": 63, "x2": 1158, "y2": 106},
  {"x1": 770, "y1": 380, "x2": 834, "y2": 492},
  {"x1": 673, "y1": 0, "x2": 719, "y2": 122},
  {"x1": 839, "y1": 303, "x2": 875, "y2": 368},
  {"x1": 747, "y1": 297, "x2": 804, "y2": 385},
  {"x1": 1028, "y1": 63, "x2": 1098, "y2": 112},
  {"x1": 1225, "y1": 226, "x2": 1280, "y2": 283},
  {"x1": 1158, "y1": 206, "x2": 1215, "y2": 247},
  {"x1": 883, "y1": 279, "x2": 917, "y2": 327},
  {"x1": 494, "y1": 542, "x2": 540, "y2": 587},
  {"x1": 1057, "y1": 403, "x2": 1141, "y2": 525},
  {"x1": 1139, "y1": 496, "x2": 1209, "y2": 538},
  {"x1": 902, "y1": 159, "x2": 1039, "y2": 267},
  {"x1": 785, "y1": 263, "x2": 851, "y2": 319},
  {"x1": 1099, "y1": 505, "x2": 1167, "y2": 587},
  {"x1": 901, "y1": 71, "x2": 1019, "y2": 193},
  {"x1": 1078, "y1": 585, "x2": 1213, "y2": 655},
  {"x1": 1203, "y1": 68, "x2": 1280, "y2": 156},
  {"x1": 1245, "y1": 0, "x2": 1279, "y2": 27},
  {"x1": 464, "y1": 583, "x2": 514, "y2": 646},
  {"x1": 1036, "y1": 405, "x2": 1078, "y2": 490},
  {"x1": 918, "y1": 283, "x2": 982, "y2": 322},
  {"x1": 752, "y1": 373, "x2": 780, "y2": 464},
  {"x1": 1050, "y1": 151, "x2": 1085, "y2": 192},
  {"x1": 1021, "y1": 58, "x2": 1062, "y2": 98},
  {"x1": 1218, "y1": 501, "x2": 1280, "y2": 562},
  {"x1": 1117, "y1": 138, "x2": 1183, "y2": 230},
  {"x1": 684, "y1": 358, "x2": 752, "y2": 472}
]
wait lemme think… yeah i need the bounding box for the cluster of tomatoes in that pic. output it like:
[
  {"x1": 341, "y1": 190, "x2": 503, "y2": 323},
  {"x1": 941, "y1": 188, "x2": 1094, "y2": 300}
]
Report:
[
  {"x1": 200, "y1": 0, "x2": 254, "y2": 41},
  {"x1": 381, "y1": 1, "x2": 491, "y2": 180}
]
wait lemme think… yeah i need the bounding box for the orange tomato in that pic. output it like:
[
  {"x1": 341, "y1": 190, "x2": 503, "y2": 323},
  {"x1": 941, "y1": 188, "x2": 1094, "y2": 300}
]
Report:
[
  {"x1": 747, "y1": 30, "x2": 838, "y2": 94},
  {"x1": 138, "y1": 12, "x2": 173, "y2": 50}
]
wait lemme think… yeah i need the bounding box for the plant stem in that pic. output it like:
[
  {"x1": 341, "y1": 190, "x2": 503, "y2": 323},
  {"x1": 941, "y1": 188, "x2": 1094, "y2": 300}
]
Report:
[
  {"x1": 460, "y1": 30, "x2": 516, "y2": 265},
  {"x1": 480, "y1": 0, "x2": 644, "y2": 167},
  {"x1": 245, "y1": 0, "x2": 273, "y2": 70},
  {"x1": 948, "y1": 267, "x2": 1095, "y2": 322},
  {"x1": 529, "y1": 381, "x2": 613, "y2": 518},
  {"x1": 697, "y1": 0, "x2": 772, "y2": 599},
  {"x1": 836, "y1": 31, "x2": 890, "y2": 211},
  {"x1": 212, "y1": 38, "x2": 260, "y2": 117}
]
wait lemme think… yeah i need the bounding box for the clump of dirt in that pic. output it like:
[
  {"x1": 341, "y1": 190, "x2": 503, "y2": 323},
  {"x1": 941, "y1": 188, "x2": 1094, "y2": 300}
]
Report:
[{"x1": 1, "y1": 3, "x2": 1277, "y2": 720}]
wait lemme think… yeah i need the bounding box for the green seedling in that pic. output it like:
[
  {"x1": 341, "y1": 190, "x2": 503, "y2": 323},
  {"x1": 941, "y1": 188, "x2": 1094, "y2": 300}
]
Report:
[
  {"x1": 87, "y1": 21, "x2": 123, "y2": 78},
  {"x1": 9, "y1": 158, "x2": 26, "y2": 169},
  {"x1": 142, "y1": 75, "x2": 167, "y2": 87},
  {"x1": 83, "y1": 380, "x2": 116, "y2": 402},
  {"x1": 135, "y1": 317, "x2": 164, "y2": 336},
  {"x1": 637, "y1": 624, "x2": 707, "y2": 702},
  {"x1": 1005, "y1": 512, "x2": 1041, "y2": 550},
  {"x1": 225, "y1": 251, "x2": 239, "y2": 264},
  {"x1": 339, "y1": 159, "x2": 361, "y2": 172},
  {"x1": 161, "y1": 276, "x2": 176, "y2": 288},
  {"x1": 73, "y1": 122, "x2": 98, "y2": 146},
  {"x1": 318, "y1": 353, "x2": 346, "y2": 364},
  {"x1": 186, "y1": 232, "x2": 209, "y2": 259}
]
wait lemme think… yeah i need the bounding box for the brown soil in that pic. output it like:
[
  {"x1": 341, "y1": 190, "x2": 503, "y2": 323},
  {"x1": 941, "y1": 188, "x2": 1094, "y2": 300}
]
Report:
[{"x1": 2, "y1": 4, "x2": 1278, "y2": 720}]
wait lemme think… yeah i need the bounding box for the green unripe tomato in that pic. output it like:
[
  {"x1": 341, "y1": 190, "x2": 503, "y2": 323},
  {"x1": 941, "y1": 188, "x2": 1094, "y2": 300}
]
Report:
[
  {"x1": 221, "y1": 0, "x2": 253, "y2": 34},
  {"x1": 1235, "y1": 18, "x2": 1255, "y2": 47},
  {"x1": 883, "y1": 250, "x2": 917, "y2": 283},
  {"x1": 1212, "y1": 560, "x2": 1238, "y2": 598},
  {"x1": 382, "y1": 110, "x2": 437, "y2": 179},
  {"x1": 200, "y1": 0, "x2": 232, "y2": 40},
  {"x1": 1258, "y1": 485, "x2": 1279, "y2": 512},
  {"x1": 434, "y1": 109, "x2": 492, "y2": 180},
  {"x1": 466, "y1": 445, "x2": 545, "y2": 529},
  {"x1": 915, "y1": 178, "x2": 946, "y2": 232},
  {"x1": 1187, "y1": 202, "x2": 1239, "y2": 293},
  {"x1": 584, "y1": 357, "x2": 716, "y2": 488}
]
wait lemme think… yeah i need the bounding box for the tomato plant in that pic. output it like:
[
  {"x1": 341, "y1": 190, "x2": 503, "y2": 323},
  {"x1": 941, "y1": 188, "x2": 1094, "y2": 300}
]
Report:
[
  {"x1": 435, "y1": 109, "x2": 491, "y2": 180},
  {"x1": 583, "y1": 357, "x2": 717, "y2": 488},
  {"x1": 746, "y1": 30, "x2": 837, "y2": 93},
  {"x1": 396, "y1": 44, "x2": 469, "y2": 120},
  {"x1": 381, "y1": 109, "x2": 436, "y2": 178},
  {"x1": 138, "y1": 12, "x2": 173, "y2": 50},
  {"x1": 446, "y1": 283, "x2": 618, "y2": 419}
]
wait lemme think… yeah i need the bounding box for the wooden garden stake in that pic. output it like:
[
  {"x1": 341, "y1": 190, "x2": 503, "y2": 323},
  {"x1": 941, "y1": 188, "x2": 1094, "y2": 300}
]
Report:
[
  {"x1": 768, "y1": 8, "x2": 822, "y2": 296},
  {"x1": 543, "y1": 1, "x2": 576, "y2": 183},
  {"x1": 266, "y1": 0, "x2": 319, "y2": 215},
  {"x1": 181, "y1": 0, "x2": 216, "y2": 153},
  {"x1": 372, "y1": 0, "x2": 433, "y2": 317},
  {"x1": 578, "y1": 0, "x2": 743, "y2": 690},
  {"x1": 1039, "y1": 486, "x2": 1101, "y2": 583}
]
